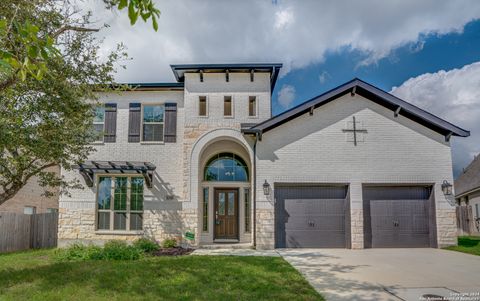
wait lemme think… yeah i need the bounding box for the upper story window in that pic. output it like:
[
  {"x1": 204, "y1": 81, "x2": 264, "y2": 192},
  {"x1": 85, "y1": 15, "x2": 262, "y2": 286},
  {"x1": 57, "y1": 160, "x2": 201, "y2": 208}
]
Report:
[
  {"x1": 224, "y1": 96, "x2": 233, "y2": 117},
  {"x1": 204, "y1": 153, "x2": 249, "y2": 182},
  {"x1": 142, "y1": 105, "x2": 164, "y2": 142},
  {"x1": 249, "y1": 96, "x2": 257, "y2": 117},
  {"x1": 93, "y1": 106, "x2": 105, "y2": 142},
  {"x1": 199, "y1": 96, "x2": 207, "y2": 116}
]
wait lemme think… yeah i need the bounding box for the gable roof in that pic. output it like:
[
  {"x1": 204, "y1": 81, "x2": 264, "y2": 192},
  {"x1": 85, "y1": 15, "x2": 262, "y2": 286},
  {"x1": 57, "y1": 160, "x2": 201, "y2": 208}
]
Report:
[
  {"x1": 455, "y1": 155, "x2": 480, "y2": 197},
  {"x1": 243, "y1": 78, "x2": 470, "y2": 138},
  {"x1": 170, "y1": 63, "x2": 283, "y2": 91}
]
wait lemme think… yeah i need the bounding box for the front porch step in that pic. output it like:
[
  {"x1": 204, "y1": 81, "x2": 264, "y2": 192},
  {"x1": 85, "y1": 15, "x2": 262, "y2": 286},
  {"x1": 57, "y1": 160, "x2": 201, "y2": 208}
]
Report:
[{"x1": 198, "y1": 243, "x2": 253, "y2": 250}]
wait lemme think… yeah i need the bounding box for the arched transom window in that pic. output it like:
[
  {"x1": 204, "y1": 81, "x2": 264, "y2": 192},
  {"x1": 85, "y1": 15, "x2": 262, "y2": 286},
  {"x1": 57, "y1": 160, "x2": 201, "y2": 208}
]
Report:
[{"x1": 204, "y1": 153, "x2": 249, "y2": 182}]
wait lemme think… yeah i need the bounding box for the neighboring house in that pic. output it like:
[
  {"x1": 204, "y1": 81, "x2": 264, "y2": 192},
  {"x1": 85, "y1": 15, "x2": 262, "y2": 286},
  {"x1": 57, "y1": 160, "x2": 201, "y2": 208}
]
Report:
[
  {"x1": 0, "y1": 166, "x2": 60, "y2": 214},
  {"x1": 455, "y1": 155, "x2": 480, "y2": 234},
  {"x1": 58, "y1": 63, "x2": 470, "y2": 249}
]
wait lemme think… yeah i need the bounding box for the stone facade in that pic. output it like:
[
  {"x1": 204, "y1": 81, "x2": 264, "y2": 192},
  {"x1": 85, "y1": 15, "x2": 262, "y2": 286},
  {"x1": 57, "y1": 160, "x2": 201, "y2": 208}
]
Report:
[
  {"x1": 256, "y1": 209, "x2": 275, "y2": 249},
  {"x1": 350, "y1": 209, "x2": 364, "y2": 249},
  {"x1": 436, "y1": 208, "x2": 458, "y2": 247}
]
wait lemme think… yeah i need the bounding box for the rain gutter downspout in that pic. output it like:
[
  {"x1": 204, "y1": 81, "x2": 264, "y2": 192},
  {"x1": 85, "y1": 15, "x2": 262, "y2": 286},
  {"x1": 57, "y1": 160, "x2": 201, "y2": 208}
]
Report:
[{"x1": 253, "y1": 133, "x2": 258, "y2": 248}]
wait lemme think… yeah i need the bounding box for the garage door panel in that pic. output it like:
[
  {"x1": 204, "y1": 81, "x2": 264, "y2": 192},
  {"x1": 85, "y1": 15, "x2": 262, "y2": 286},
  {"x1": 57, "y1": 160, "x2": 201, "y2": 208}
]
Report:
[
  {"x1": 365, "y1": 187, "x2": 432, "y2": 248},
  {"x1": 283, "y1": 200, "x2": 306, "y2": 215},
  {"x1": 412, "y1": 216, "x2": 429, "y2": 232},
  {"x1": 396, "y1": 234, "x2": 430, "y2": 247},
  {"x1": 371, "y1": 215, "x2": 395, "y2": 231},
  {"x1": 310, "y1": 216, "x2": 345, "y2": 231},
  {"x1": 275, "y1": 186, "x2": 348, "y2": 248},
  {"x1": 286, "y1": 230, "x2": 346, "y2": 248}
]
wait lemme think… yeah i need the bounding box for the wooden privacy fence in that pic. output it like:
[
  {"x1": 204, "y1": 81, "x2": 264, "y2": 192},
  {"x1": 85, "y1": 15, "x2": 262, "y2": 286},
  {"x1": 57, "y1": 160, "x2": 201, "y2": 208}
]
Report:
[
  {"x1": 456, "y1": 206, "x2": 476, "y2": 235},
  {"x1": 0, "y1": 212, "x2": 58, "y2": 253}
]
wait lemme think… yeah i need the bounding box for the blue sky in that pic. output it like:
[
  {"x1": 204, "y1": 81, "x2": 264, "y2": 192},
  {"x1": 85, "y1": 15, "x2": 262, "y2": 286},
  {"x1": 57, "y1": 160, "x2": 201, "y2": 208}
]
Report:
[{"x1": 272, "y1": 20, "x2": 480, "y2": 114}]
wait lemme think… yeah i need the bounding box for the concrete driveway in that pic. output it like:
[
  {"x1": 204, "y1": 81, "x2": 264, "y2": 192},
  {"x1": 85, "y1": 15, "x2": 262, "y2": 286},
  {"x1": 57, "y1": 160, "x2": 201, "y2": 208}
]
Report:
[{"x1": 277, "y1": 248, "x2": 480, "y2": 301}]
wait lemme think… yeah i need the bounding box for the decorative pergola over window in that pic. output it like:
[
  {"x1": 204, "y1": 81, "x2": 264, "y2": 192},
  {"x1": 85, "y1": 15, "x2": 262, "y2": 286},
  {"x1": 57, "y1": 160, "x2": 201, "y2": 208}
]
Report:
[{"x1": 74, "y1": 161, "x2": 156, "y2": 188}]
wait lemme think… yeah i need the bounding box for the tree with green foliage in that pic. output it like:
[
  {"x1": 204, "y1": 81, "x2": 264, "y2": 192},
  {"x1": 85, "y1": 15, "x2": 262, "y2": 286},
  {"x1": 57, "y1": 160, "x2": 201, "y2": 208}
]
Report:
[{"x1": 0, "y1": 0, "x2": 160, "y2": 204}]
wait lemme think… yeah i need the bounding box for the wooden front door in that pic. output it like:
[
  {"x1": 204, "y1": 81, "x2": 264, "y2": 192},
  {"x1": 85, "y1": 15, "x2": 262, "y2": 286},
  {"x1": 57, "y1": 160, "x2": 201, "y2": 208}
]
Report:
[{"x1": 214, "y1": 189, "x2": 238, "y2": 239}]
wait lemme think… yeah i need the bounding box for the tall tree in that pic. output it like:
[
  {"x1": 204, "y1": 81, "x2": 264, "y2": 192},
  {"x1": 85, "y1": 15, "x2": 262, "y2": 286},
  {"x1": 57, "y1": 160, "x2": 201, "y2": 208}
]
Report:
[{"x1": 0, "y1": 0, "x2": 159, "y2": 204}]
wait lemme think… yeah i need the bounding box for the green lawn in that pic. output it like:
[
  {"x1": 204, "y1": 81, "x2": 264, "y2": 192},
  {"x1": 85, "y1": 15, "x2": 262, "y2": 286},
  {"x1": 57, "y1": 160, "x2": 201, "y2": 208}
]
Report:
[
  {"x1": 0, "y1": 249, "x2": 323, "y2": 301},
  {"x1": 444, "y1": 236, "x2": 480, "y2": 256}
]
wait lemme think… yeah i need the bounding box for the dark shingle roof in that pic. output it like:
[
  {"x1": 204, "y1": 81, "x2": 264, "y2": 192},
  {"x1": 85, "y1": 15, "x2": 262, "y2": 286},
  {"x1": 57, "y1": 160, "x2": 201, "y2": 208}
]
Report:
[{"x1": 243, "y1": 78, "x2": 470, "y2": 138}]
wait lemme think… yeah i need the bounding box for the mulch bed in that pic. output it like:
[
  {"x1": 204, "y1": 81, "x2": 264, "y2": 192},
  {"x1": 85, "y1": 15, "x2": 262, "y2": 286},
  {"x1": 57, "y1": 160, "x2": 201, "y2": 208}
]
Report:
[{"x1": 152, "y1": 247, "x2": 194, "y2": 256}]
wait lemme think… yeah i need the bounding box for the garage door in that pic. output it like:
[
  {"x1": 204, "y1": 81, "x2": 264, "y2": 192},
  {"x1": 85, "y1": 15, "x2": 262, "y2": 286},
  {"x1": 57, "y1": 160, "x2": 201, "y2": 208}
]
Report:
[
  {"x1": 275, "y1": 185, "x2": 349, "y2": 248},
  {"x1": 363, "y1": 186, "x2": 433, "y2": 248}
]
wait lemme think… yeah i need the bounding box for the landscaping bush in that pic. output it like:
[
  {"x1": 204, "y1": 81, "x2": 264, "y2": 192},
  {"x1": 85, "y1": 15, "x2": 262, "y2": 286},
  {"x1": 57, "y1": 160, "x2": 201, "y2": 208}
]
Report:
[
  {"x1": 102, "y1": 240, "x2": 143, "y2": 260},
  {"x1": 55, "y1": 243, "x2": 103, "y2": 261},
  {"x1": 133, "y1": 237, "x2": 160, "y2": 253},
  {"x1": 162, "y1": 238, "x2": 177, "y2": 248},
  {"x1": 56, "y1": 240, "x2": 143, "y2": 261}
]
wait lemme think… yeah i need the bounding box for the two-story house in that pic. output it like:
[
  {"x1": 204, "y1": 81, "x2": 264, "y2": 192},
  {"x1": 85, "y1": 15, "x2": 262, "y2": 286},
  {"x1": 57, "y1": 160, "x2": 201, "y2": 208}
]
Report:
[{"x1": 58, "y1": 63, "x2": 469, "y2": 249}]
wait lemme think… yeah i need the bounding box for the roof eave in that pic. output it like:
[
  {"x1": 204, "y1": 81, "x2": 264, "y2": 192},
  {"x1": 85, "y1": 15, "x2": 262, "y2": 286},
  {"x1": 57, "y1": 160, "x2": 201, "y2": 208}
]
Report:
[
  {"x1": 247, "y1": 78, "x2": 470, "y2": 138},
  {"x1": 170, "y1": 63, "x2": 283, "y2": 91}
]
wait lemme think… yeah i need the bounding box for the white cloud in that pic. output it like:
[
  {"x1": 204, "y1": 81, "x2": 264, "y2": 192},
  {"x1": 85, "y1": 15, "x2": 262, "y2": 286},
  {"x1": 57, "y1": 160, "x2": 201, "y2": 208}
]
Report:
[
  {"x1": 391, "y1": 62, "x2": 480, "y2": 177},
  {"x1": 274, "y1": 7, "x2": 294, "y2": 30},
  {"x1": 319, "y1": 71, "x2": 331, "y2": 84},
  {"x1": 82, "y1": 0, "x2": 480, "y2": 82},
  {"x1": 277, "y1": 84, "x2": 296, "y2": 109}
]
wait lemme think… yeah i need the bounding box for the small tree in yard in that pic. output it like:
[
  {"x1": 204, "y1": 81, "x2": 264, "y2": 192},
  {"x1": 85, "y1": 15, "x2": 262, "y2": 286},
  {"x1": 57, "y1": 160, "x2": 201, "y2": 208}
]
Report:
[{"x1": 0, "y1": 0, "x2": 160, "y2": 204}]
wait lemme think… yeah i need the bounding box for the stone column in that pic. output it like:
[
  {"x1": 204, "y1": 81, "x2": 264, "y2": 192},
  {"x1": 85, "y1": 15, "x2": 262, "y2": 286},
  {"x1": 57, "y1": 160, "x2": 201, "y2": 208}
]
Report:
[{"x1": 350, "y1": 182, "x2": 364, "y2": 249}]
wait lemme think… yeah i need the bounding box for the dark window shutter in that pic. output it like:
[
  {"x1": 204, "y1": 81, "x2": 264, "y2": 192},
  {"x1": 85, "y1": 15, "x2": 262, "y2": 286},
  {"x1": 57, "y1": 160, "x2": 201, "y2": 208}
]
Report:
[
  {"x1": 128, "y1": 103, "x2": 141, "y2": 142},
  {"x1": 164, "y1": 103, "x2": 177, "y2": 143},
  {"x1": 104, "y1": 103, "x2": 117, "y2": 143}
]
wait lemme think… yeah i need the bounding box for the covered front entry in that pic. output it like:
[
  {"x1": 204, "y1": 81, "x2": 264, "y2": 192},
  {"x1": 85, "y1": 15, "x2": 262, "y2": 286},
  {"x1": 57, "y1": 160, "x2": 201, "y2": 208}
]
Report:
[
  {"x1": 196, "y1": 136, "x2": 253, "y2": 245},
  {"x1": 275, "y1": 184, "x2": 349, "y2": 248},
  {"x1": 363, "y1": 185, "x2": 436, "y2": 248},
  {"x1": 214, "y1": 188, "x2": 239, "y2": 239}
]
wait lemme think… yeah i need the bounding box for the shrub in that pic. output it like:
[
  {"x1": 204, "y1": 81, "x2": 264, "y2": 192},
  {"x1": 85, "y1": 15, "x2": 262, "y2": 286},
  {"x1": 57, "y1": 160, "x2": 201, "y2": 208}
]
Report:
[
  {"x1": 133, "y1": 237, "x2": 160, "y2": 253},
  {"x1": 55, "y1": 240, "x2": 142, "y2": 261},
  {"x1": 103, "y1": 240, "x2": 143, "y2": 260},
  {"x1": 55, "y1": 243, "x2": 103, "y2": 261},
  {"x1": 162, "y1": 238, "x2": 177, "y2": 248}
]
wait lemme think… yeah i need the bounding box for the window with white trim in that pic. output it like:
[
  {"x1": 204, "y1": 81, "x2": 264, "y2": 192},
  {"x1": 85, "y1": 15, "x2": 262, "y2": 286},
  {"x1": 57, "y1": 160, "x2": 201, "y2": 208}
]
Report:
[
  {"x1": 97, "y1": 176, "x2": 144, "y2": 231},
  {"x1": 93, "y1": 106, "x2": 105, "y2": 142},
  {"x1": 142, "y1": 104, "x2": 164, "y2": 142},
  {"x1": 199, "y1": 96, "x2": 207, "y2": 116},
  {"x1": 224, "y1": 96, "x2": 233, "y2": 117},
  {"x1": 248, "y1": 96, "x2": 257, "y2": 117},
  {"x1": 202, "y1": 187, "x2": 209, "y2": 232},
  {"x1": 244, "y1": 188, "x2": 251, "y2": 232}
]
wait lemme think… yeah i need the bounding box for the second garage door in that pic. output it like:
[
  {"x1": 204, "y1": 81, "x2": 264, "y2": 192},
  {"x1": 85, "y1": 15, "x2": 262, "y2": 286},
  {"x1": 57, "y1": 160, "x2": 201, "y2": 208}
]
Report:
[
  {"x1": 363, "y1": 186, "x2": 435, "y2": 248},
  {"x1": 275, "y1": 185, "x2": 349, "y2": 248}
]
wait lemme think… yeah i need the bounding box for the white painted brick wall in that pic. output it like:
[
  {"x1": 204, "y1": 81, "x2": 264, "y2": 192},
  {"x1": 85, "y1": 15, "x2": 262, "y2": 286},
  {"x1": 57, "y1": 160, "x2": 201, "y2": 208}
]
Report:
[
  {"x1": 255, "y1": 93, "x2": 456, "y2": 248},
  {"x1": 184, "y1": 72, "x2": 271, "y2": 124}
]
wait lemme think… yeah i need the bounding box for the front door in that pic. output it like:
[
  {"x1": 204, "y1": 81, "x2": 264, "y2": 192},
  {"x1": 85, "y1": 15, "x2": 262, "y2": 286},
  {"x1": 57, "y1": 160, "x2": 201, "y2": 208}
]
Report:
[{"x1": 214, "y1": 189, "x2": 238, "y2": 240}]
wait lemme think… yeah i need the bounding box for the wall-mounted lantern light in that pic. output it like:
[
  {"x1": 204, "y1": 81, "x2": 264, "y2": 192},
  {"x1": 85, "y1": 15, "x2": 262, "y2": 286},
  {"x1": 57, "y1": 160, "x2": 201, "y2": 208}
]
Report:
[
  {"x1": 441, "y1": 180, "x2": 453, "y2": 196},
  {"x1": 263, "y1": 180, "x2": 271, "y2": 196}
]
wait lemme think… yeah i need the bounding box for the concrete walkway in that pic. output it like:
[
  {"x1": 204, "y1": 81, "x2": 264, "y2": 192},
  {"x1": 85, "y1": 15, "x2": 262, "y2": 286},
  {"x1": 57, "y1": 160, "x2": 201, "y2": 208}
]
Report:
[
  {"x1": 277, "y1": 248, "x2": 480, "y2": 301},
  {"x1": 191, "y1": 248, "x2": 280, "y2": 257}
]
